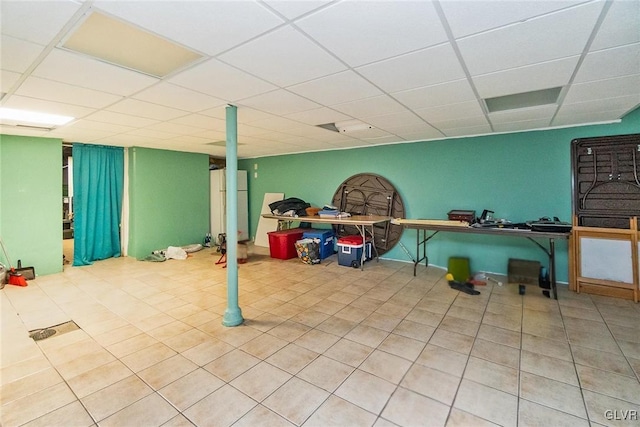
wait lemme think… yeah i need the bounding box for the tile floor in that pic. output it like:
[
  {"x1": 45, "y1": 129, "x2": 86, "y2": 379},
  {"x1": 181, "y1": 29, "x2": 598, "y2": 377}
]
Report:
[{"x1": 1, "y1": 247, "x2": 639, "y2": 427}]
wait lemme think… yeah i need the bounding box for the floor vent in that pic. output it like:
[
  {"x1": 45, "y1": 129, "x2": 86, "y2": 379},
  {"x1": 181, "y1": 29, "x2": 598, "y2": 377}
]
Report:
[{"x1": 29, "y1": 320, "x2": 80, "y2": 342}]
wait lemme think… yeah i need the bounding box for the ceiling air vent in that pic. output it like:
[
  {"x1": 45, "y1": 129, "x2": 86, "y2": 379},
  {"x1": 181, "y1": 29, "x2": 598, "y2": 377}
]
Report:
[{"x1": 484, "y1": 87, "x2": 563, "y2": 113}]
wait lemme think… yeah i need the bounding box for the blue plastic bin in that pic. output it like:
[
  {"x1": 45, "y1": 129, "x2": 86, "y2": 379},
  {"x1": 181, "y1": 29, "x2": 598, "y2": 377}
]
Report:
[{"x1": 302, "y1": 229, "x2": 335, "y2": 259}]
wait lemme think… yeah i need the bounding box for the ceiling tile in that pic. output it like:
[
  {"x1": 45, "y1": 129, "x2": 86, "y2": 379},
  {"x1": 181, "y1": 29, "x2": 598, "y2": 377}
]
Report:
[
  {"x1": 0, "y1": 0, "x2": 83, "y2": 45},
  {"x1": 16, "y1": 76, "x2": 122, "y2": 109},
  {"x1": 1, "y1": 70, "x2": 21, "y2": 92},
  {"x1": 93, "y1": 1, "x2": 284, "y2": 56},
  {"x1": 106, "y1": 99, "x2": 188, "y2": 121},
  {"x1": 170, "y1": 114, "x2": 226, "y2": 131},
  {"x1": 0, "y1": 124, "x2": 49, "y2": 137},
  {"x1": 239, "y1": 90, "x2": 321, "y2": 116},
  {"x1": 574, "y1": 43, "x2": 640, "y2": 83},
  {"x1": 357, "y1": 43, "x2": 466, "y2": 93},
  {"x1": 33, "y1": 48, "x2": 158, "y2": 96},
  {"x1": 296, "y1": 1, "x2": 447, "y2": 67},
  {"x1": 284, "y1": 107, "x2": 351, "y2": 126},
  {"x1": 493, "y1": 118, "x2": 553, "y2": 133},
  {"x1": 361, "y1": 111, "x2": 427, "y2": 131},
  {"x1": 558, "y1": 95, "x2": 640, "y2": 118},
  {"x1": 430, "y1": 115, "x2": 489, "y2": 130},
  {"x1": 398, "y1": 127, "x2": 448, "y2": 141},
  {"x1": 553, "y1": 106, "x2": 631, "y2": 126},
  {"x1": 565, "y1": 74, "x2": 640, "y2": 104},
  {"x1": 441, "y1": 0, "x2": 586, "y2": 39},
  {"x1": 263, "y1": 0, "x2": 332, "y2": 20},
  {"x1": 67, "y1": 119, "x2": 135, "y2": 134},
  {"x1": 133, "y1": 82, "x2": 226, "y2": 112},
  {"x1": 48, "y1": 127, "x2": 115, "y2": 141},
  {"x1": 332, "y1": 95, "x2": 406, "y2": 118},
  {"x1": 1, "y1": 35, "x2": 45, "y2": 73},
  {"x1": 125, "y1": 128, "x2": 178, "y2": 140},
  {"x1": 442, "y1": 125, "x2": 492, "y2": 138},
  {"x1": 85, "y1": 110, "x2": 160, "y2": 128},
  {"x1": 457, "y1": 1, "x2": 605, "y2": 76},
  {"x1": 168, "y1": 59, "x2": 277, "y2": 102},
  {"x1": 488, "y1": 105, "x2": 557, "y2": 124},
  {"x1": 244, "y1": 116, "x2": 305, "y2": 132},
  {"x1": 473, "y1": 56, "x2": 579, "y2": 98},
  {"x1": 2, "y1": 95, "x2": 96, "y2": 118},
  {"x1": 288, "y1": 71, "x2": 382, "y2": 106},
  {"x1": 142, "y1": 121, "x2": 206, "y2": 136},
  {"x1": 415, "y1": 101, "x2": 485, "y2": 124},
  {"x1": 393, "y1": 79, "x2": 476, "y2": 110},
  {"x1": 219, "y1": 26, "x2": 346, "y2": 87},
  {"x1": 591, "y1": 0, "x2": 640, "y2": 50}
]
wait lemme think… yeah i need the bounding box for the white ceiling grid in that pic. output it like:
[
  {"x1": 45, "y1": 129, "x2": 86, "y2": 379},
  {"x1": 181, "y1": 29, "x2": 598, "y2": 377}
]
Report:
[{"x1": 0, "y1": 0, "x2": 638, "y2": 158}]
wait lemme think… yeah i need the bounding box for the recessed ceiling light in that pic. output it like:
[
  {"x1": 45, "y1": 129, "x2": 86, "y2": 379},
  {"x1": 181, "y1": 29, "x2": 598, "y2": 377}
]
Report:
[
  {"x1": 485, "y1": 87, "x2": 563, "y2": 113},
  {"x1": 61, "y1": 12, "x2": 202, "y2": 77},
  {"x1": 317, "y1": 119, "x2": 374, "y2": 133},
  {"x1": 206, "y1": 140, "x2": 244, "y2": 146},
  {"x1": 0, "y1": 107, "x2": 74, "y2": 126}
]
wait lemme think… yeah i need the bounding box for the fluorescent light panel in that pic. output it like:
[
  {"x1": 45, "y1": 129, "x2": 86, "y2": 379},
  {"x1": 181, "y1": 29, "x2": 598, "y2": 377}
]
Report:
[
  {"x1": 0, "y1": 107, "x2": 74, "y2": 126},
  {"x1": 62, "y1": 12, "x2": 202, "y2": 77},
  {"x1": 485, "y1": 87, "x2": 563, "y2": 113}
]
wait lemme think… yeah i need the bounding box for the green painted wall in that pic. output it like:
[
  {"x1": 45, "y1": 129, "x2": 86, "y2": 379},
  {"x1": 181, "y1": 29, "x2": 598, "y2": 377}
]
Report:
[
  {"x1": 128, "y1": 147, "x2": 209, "y2": 259},
  {"x1": 0, "y1": 134, "x2": 62, "y2": 275},
  {"x1": 240, "y1": 108, "x2": 640, "y2": 282}
]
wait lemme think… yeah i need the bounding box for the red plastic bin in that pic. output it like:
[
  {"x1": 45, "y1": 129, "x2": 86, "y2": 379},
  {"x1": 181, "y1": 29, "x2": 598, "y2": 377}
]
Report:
[{"x1": 268, "y1": 228, "x2": 305, "y2": 260}]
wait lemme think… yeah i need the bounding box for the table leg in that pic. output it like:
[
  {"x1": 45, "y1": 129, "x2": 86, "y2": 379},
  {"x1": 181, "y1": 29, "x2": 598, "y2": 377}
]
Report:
[{"x1": 549, "y1": 238, "x2": 558, "y2": 300}]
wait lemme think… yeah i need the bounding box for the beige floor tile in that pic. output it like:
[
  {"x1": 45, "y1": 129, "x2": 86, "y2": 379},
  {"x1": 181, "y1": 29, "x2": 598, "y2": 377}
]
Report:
[
  {"x1": 628, "y1": 356, "x2": 640, "y2": 379},
  {"x1": 294, "y1": 328, "x2": 341, "y2": 354},
  {"x1": 183, "y1": 384, "x2": 257, "y2": 427},
  {"x1": 80, "y1": 374, "x2": 152, "y2": 421},
  {"x1": 572, "y1": 345, "x2": 635, "y2": 377},
  {"x1": 159, "y1": 368, "x2": 225, "y2": 411},
  {"x1": 55, "y1": 348, "x2": 117, "y2": 379},
  {"x1": 290, "y1": 309, "x2": 330, "y2": 328},
  {"x1": 334, "y1": 369, "x2": 395, "y2": 414},
  {"x1": 381, "y1": 387, "x2": 449, "y2": 427},
  {"x1": 0, "y1": 366, "x2": 63, "y2": 405},
  {"x1": 464, "y1": 356, "x2": 518, "y2": 395},
  {"x1": 324, "y1": 338, "x2": 374, "y2": 367},
  {"x1": 401, "y1": 364, "x2": 460, "y2": 405},
  {"x1": 263, "y1": 377, "x2": 330, "y2": 425},
  {"x1": 454, "y1": 379, "x2": 518, "y2": 427},
  {"x1": 214, "y1": 324, "x2": 263, "y2": 347},
  {"x1": 471, "y1": 338, "x2": 520, "y2": 369},
  {"x1": 0, "y1": 355, "x2": 51, "y2": 386},
  {"x1": 20, "y1": 400, "x2": 94, "y2": 427},
  {"x1": 297, "y1": 355, "x2": 354, "y2": 392},
  {"x1": 618, "y1": 340, "x2": 640, "y2": 360},
  {"x1": 521, "y1": 333, "x2": 572, "y2": 362},
  {"x1": 100, "y1": 392, "x2": 178, "y2": 427},
  {"x1": 520, "y1": 350, "x2": 579, "y2": 386},
  {"x1": 430, "y1": 329, "x2": 475, "y2": 354},
  {"x1": 106, "y1": 332, "x2": 158, "y2": 358},
  {"x1": 121, "y1": 342, "x2": 177, "y2": 372},
  {"x1": 404, "y1": 307, "x2": 444, "y2": 327},
  {"x1": 311, "y1": 299, "x2": 347, "y2": 316},
  {"x1": 518, "y1": 398, "x2": 589, "y2": 427},
  {"x1": 181, "y1": 338, "x2": 234, "y2": 366},
  {"x1": 476, "y1": 324, "x2": 521, "y2": 348},
  {"x1": 163, "y1": 328, "x2": 211, "y2": 353},
  {"x1": 416, "y1": 344, "x2": 468, "y2": 377},
  {"x1": 566, "y1": 327, "x2": 621, "y2": 355},
  {"x1": 361, "y1": 312, "x2": 402, "y2": 332},
  {"x1": 446, "y1": 408, "x2": 500, "y2": 427},
  {"x1": 147, "y1": 321, "x2": 192, "y2": 341},
  {"x1": 438, "y1": 315, "x2": 480, "y2": 337},
  {"x1": 231, "y1": 361, "x2": 292, "y2": 402},
  {"x1": 304, "y1": 395, "x2": 377, "y2": 427},
  {"x1": 240, "y1": 332, "x2": 288, "y2": 359},
  {"x1": 359, "y1": 350, "x2": 412, "y2": 385},
  {"x1": 520, "y1": 372, "x2": 587, "y2": 418},
  {"x1": 316, "y1": 316, "x2": 358, "y2": 337},
  {"x1": 138, "y1": 354, "x2": 198, "y2": 390},
  {"x1": 0, "y1": 382, "x2": 77, "y2": 426},
  {"x1": 576, "y1": 364, "x2": 640, "y2": 404},
  {"x1": 344, "y1": 324, "x2": 390, "y2": 348},
  {"x1": 204, "y1": 349, "x2": 261, "y2": 382},
  {"x1": 67, "y1": 360, "x2": 133, "y2": 398},
  {"x1": 377, "y1": 333, "x2": 426, "y2": 362},
  {"x1": 234, "y1": 404, "x2": 295, "y2": 427},
  {"x1": 582, "y1": 390, "x2": 640, "y2": 427},
  {"x1": 161, "y1": 413, "x2": 198, "y2": 427},
  {"x1": 93, "y1": 324, "x2": 144, "y2": 347}
]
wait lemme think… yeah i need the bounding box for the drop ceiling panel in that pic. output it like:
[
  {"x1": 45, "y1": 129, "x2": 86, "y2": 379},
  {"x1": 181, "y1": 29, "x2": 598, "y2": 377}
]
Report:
[
  {"x1": 263, "y1": 0, "x2": 332, "y2": 20},
  {"x1": 332, "y1": 95, "x2": 406, "y2": 118},
  {"x1": 561, "y1": 95, "x2": 640, "y2": 117},
  {"x1": 69, "y1": 119, "x2": 135, "y2": 134},
  {"x1": 93, "y1": 1, "x2": 284, "y2": 56},
  {"x1": 288, "y1": 71, "x2": 382, "y2": 106},
  {"x1": 285, "y1": 107, "x2": 351, "y2": 126},
  {"x1": 125, "y1": 128, "x2": 178, "y2": 140},
  {"x1": 1, "y1": 70, "x2": 21, "y2": 92},
  {"x1": 0, "y1": 0, "x2": 83, "y2": 45},
  {"x1": 239, "y1": 90, "x2": 321, "y2": 116},
  {"x1": 33, "y1": 49, "x2": 159, "y2": 96},
  {"x1": 357, "y1": 43, "x2": 466, "y2": 93},
  {"x1": 457, "y1": 1, "x2": 605, "y2": 76},
  {"x1": 393, "y1": 80, "x2": 476, "y2": 110},
  {"x1": 362, "y1": 111, "x2": 427, "y2": 131},
  {"x1": 493, "y1": 118, "x2": 553, "y2": 133},
  {"x1": 133, "y1": 82, "x2": 226, "y2": 112},
  {"x1": 472, "y1": 56, "x2": 579, "y2": 99},
  {"x1": 296, "y1": 1, "x2": 447, "y2": 67},
  {"x1": 415, "y1": 101, "x2": 485, "y2": 124},
  {"x1": 573, "y1": 43, "x2": 640, "y2": 83},
  {"x1": 442, "y1": 125, "x2": 492, "y2": 138},
  {"x1": 1, "y1": 35, "x2": 45, "y2": 73},
  {"x1": 590, "y1": 0, "x2": 640, "y2": 50},
  {"x1": 16, "y1": 76, "x2": 122, "y2": 109},
  {"x1": 85, "y1": 110, "x2": 160, "y2": 128},
  {"x1": 0, "y1": 125, "x2": 49, "y2": 137},
  {"x1": 245, "y1": 116, "x2": 305, "y2": 132},
  {"x1": 2, "y1": 95, "x2": 96, "y2": 118},
  {"x1": 565, "y1": 74, "x2": 640, "y2": 104},
  {"x1": 219, "y1": 26, "x2": 346, "y2": 87},
  {"x1": 488, "y1": 105, "x2": 557, "y2": 124},
  {"x1": 440, "y1": 0, "x2": 586, "y2": 39},
  {"x1": 168, "y1": 59, "x2": 277, "y2": 101},
  {"x1": 106, "y1": 99, "x2": 187, "y2": 121},
  {"x1": 170, "y1": 114, "x2": 226, "y2": 131},
  {"x1": 553, "y1": 106, "x2": 631, "y2": 126},
  {"x1": 143, "y1": 121, "x2": 206, "y2": 136},
  {"x1": 430, "y1": 115, "x2": 489, "y2": 130}
]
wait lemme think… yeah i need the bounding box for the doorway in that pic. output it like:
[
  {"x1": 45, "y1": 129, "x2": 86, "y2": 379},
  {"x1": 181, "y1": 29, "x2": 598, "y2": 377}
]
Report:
[{"x1": 62, "y1": 145, "x2": 73, "y2": 265}]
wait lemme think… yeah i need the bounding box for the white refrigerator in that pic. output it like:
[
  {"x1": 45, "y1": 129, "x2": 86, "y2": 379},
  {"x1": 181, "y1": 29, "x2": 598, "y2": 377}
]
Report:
[{"x1": 210, "y1": 169, "x2": 249, "y2": 242}]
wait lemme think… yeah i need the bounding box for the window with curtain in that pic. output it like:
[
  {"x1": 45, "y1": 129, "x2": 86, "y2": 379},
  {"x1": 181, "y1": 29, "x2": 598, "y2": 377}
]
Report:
[{"x1": 72, "y1": 144, "x2": 124, "y2": 266}]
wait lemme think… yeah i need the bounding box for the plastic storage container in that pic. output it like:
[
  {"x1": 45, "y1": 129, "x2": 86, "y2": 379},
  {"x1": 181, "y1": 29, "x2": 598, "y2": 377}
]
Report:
[
  {"x1": 337, "y1": 235, "x2": 372, "y2": 267},
  {"x1": 302, "y1": 229, "x2": 335, "y2": 259},
  {"x1": 268, "y1": 228, "x2": 305, "y2": 260}
]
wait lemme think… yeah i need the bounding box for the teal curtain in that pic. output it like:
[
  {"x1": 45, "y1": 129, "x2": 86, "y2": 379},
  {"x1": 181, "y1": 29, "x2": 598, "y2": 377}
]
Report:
[{"x1": 73, "y1": 144, "x2": 124, "y2": 266}]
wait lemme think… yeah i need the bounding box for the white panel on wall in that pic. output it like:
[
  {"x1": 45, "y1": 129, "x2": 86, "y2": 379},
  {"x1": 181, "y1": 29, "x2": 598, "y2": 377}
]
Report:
[{"x1": 580, "y1": 237, "x2": 633, "y2": 283}]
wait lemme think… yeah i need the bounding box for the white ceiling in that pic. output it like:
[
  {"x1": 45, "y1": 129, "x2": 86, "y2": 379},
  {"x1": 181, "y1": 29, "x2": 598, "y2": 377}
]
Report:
[{"x1": 1, "y1": 0, "x2": 638, "y2": 158}]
